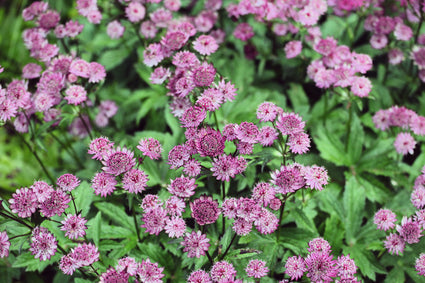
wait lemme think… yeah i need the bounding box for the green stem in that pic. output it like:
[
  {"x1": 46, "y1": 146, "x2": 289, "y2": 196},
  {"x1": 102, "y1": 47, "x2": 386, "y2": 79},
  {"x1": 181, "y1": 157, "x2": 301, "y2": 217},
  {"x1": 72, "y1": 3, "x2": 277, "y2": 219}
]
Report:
[
  {"x1": 50, "y1": 132, "x2": 84, "y2": 167},
  {"x1": 344, "y1": 101, "x2": 353, "y2": 152},
  {"x1": 276, "y1": 194, "x2": 291, "y2": 242},
  {"x1": 77, "y1": 110, "x2": 94, "y2": 140},
  {"x1": 8, "y1": 232, "x2": 31, "y2": 240},
  {"x1": 0, "y1": 211, "x2": 33, "y2": 230},
  {"x1": 89, "y1": 264, "x2": 100, "y2": 276},
  {"x1": 213, "y1": 111, "x2": 220, "y2": 132},
  {"x1": 11, "y1": 127, "x2": 55, "y2": 184},
  {"x1": 132, "y1": 208, "x2": 141, "y2": 242},
  {"x1": 70, "y1": 192, "x2": 78, "y2": 214},
  {"x1": 206, "y1": 250, "x2": 214, "y2": 265},
  {"x1": 219, "y1": 232, "x2": 237, "y2": 260}
]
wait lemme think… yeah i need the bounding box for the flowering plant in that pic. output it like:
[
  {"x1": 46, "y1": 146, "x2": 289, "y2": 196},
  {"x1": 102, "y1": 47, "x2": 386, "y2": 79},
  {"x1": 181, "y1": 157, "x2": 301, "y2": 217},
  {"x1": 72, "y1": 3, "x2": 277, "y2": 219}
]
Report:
[{"x1": 1, "y1": 0, "x2": 425, "y2": 282}]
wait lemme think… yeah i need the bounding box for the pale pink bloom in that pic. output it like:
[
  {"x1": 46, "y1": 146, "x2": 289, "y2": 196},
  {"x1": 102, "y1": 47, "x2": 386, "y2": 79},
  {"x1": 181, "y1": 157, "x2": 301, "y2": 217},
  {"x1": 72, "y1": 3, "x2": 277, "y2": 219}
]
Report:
[
  {"x1": 233, "y1": 23, "x2": 254, "y2": 41},
  {"x1": 210, "y1": 261, "x2": 237, "y2": 282},
  {"x1": 416, "y1": 254, "x2": 425, "y2": 276},
  {"x1": 141, "y1": 207, "x2": 168, "y2": 235},
  {"x1": 168, "y1": 175, "x2": 197, "y2": 198},
  {"x1": 102, "y1": 147, "x2": 136, "y2": 176},
  {"x1": 193, "y1": 35, "x2": 218, "y2": 55},
  {"x1": 9, "y1": 187, "x2": 38, "y2": 218},
  {"x1": 92, "y1": 172, "x2": 117, "y2": 197},
  {"x1": 164, "y1": 216, "x2": 186, "y2": 238},
  {"x1": 126, "y1": 2, "x2": 145, "y2": 22},
  {"x1": 384, "y1": 233, "x2": 405, "y2": 255},
  {"x1": 190, "y1": 195, "x2": 220, "y2": 225},
  {"x1": 64, "y1": 85, "x2": 87, "y2": 105},
  {"x1": 285, "y1": 40, "x2": 302, "y2": 59},
  {"x1": 246, "y1": 259, "x2": 269, "y2": 278},
  {"x1": 394, "y1": 132, "x2": 416, "y2": 155},
  {"x1": 394, "y1": 23, "x2": 412, "y2": 41},
  {"x1": 188, "y1": 270, "x2": 212, "y2": 283},
  {"x1": 370, "y1": 34, "x2": 388, "y2": 49},
  {"x1": 350, "y1": 76, "x2": 372, "y2": 97},
  {"x1": 374, "y1": 209, "x2": 397, "y2": 231},
  {"x1": 30, "y1": 227, "x2": 57, "y2": 261},
  {"x1": 61, "y1": 214, "x2": 87, "y2": 239},
  {"x1": 285, "y1": 256, "x2": 306, "y2": 280},
  {"x1": 0, "y1": 231, "x2": 10, "y2": 258},
  {"x1": 181, "y1": 231, "x2": 210, "y2": 258},
  {"x1": 107, "y1": 20, "x2": 125, "y2": 39}
]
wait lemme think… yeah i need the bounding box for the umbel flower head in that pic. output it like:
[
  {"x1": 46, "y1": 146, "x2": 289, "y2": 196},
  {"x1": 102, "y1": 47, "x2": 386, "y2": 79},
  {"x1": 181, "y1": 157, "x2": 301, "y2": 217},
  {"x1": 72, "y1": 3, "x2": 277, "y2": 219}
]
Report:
[
  {"x1": 190, "y1": 195, "x2": 220, "y2": 225},
  {"x1": 102, "y1": 146, "x2": 136, "y2": 176}
]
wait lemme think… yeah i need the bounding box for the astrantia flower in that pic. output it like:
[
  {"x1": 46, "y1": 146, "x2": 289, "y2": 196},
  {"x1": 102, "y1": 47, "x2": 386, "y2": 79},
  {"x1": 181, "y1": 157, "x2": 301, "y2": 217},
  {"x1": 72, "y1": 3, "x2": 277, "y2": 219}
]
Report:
[
  {"x1": 285, "y1": 40, "x2": 302, "y2": 59},
  {"x1": 30, "y1": 227, "x2": 57, "y2": 261},
  {"x1": 168, "y1": 175, "x2": 197, "y2": 198},
  {"x1": 137, "y1": 258, "x2": 165, "y2": 283},
  {"x1": 180, "y1": 106, "x2": 207, "y2": 128},
  {"x1": 92, "y1": 172, "x2": 117, "y2": 197},
  {"x1": 211, "y1": 154, "x2": 239, "y2": 182},
  {"x1": 252, "y1": 182, "x2": 275, "y2": 207},
  {"x1": 394, "y1": 132, "x2": 416, "y2": 155},
  {"x1": 303, "y1": 165, "x2": 328, "y2": 191},
  {"x1": 396, "y1": 216, "x2": 422, "y2": 244},
  {"x1": 415, "y1": 254, "x2": 425, "y2": 276},
  {"x1": 0, "y1": 231, "x2": 10, "y2": 258},
  {"x1": 164, "y1": 216, "x2": 186, "y2": 238},
  {"x1": 210, "y1": 261, "x2": 237, "y2": 282},
  {"x1": 143, "y1": 43, "x2": 164, "y2": 67},
  {"x1": 165, "y1": 196, "x2": 185, "y2": 216},
  {"x1": 223, "y1": 123, "x2": 238, "y2": 141},
  {"x1": 308, "y1": 238, "x2": 332, "y2": 253},
  {"x1": 69, "y1": 59, "x2": 90, "y2": 78},
  {"x1": 31, "y1": 181, "x2": 54, "y2": 203},
  {"x1": 107, "y1": 20, "x2": 125, "y2": 39},
  {"x1": 89, "y1": 62, "x2": 106, "y2": 83},
  {"x1": 246, "y1": 259, "x2": 269, "y2": 278},
  {"x1": 59, "y1": 254, "x2": 77, "y2": 275},
  {"x1": 276, "y1": 112, "x2": 305, "y2": 136},
  {"x1": 141, "y1": 207, "x2": 168, "y2": 235},
  {"x1": 168, "y1": 145, "x2": 191, "y2": 169},
  {"x1": 122, "y1": 168, "x2": 149, "y2": 194},
  {"x1": 270, "y1": 165, "x2": 305, "y2": 194},
  {"x1": 336, "y1": 255, "x2": 357, "y2": 279},
  {"x1": 412, "y1": 187, "x2": 425, "y2": 209},
  {"x1": 195, "y1": 127, "x2": 225, "y2": 157},
  {"x1": 39, "y1": 189, "x2": 70, "y2": 218},
  {"x1": 181, "y1": 231, "x2": 210, "y2": 258},
  {"x1": 254, "y1": 208, "x2": 279, "y2": 234},
  {"x1": 61, "y1": 214, "x2": 87, "y2": 240},
  {"x1": 190, "y1": 195, "x2": 220, "y2": 225},
  {"x1": 183, "y1": 159, "x2": 201, "y2": 177},
  {"x1": 102, "y1": 147, "x2": 136, "y2": 176},
  {"x1": 125, "y1": 2, "x2": 145, "y2": 22},
  {"x1": 137, "y1": 138, "x2": 162, "y2": 160},
  {"x1": 235, "y1": 122, "x2": 259, "y2": 144},
  {"x1": 285, "y1": 256, "x2": 307, "y2": 281},
  {"x1": 374, "y1": 208, "x2": 397, "y2": 231},
  {"x1": 217, "y1": 79, "x2": 237, "y2": 102},
  {"x1": 70, "y1": 242, "x2": 99, "y2": 267},
  {"x1": 373, "y1": 109, "x2": 391, "y2": 131},
  {"x1": 188, "y1": 270, "x2": 212, "y2": 283},
  {"x1": 193, "y1": 35, "x2": 218, "y2": 55},
  {"x1": 88, "y1": 137, "x2": 114, "y2": 160},
  {"x1": 350, "y1": 76, "x2": 372, "y2": 97},
  {"x1": 287, "y1": 132, "x2": 311, "y2": 154},
  {"x1": 305, "y1": 251, "x2": 338, "y2": 282},
  {"x1": 141, "y1": 194, "x2": 162, "y2": 212},
  {"x1": 384, "y1": 233, "x2": 405, "y2": 255},
  {"x1": 234, "y1": 23, "x2": 254, "y2": 41},
  {"x1": 232, "y1": 218, "x2": 252, "y2": 235},
  {"x1": 99, "y1": 267, "x2": 129, "y2": 283},
  {"x1": 116, "y1": 257, "x2": 138, "y2": 276},
  {"x1": 196, "y1": 88, "x2": 224, "y2": 111},
  {"x1": 192, "y1": 62, "x2": 216, "y2": 87},
  {"x1": 257, "y1": 102, "x2": 278, "y2": 122},
  {"x1": 56, "y1": 174, "x2": 80, "y2": 192}
]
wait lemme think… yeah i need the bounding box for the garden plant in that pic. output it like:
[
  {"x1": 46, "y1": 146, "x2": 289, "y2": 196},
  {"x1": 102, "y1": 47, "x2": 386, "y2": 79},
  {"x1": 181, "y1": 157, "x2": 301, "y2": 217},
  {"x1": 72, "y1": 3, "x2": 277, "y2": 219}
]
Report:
[{"x1": 1, "y1": 0, "x2": 425, "y2": 282}]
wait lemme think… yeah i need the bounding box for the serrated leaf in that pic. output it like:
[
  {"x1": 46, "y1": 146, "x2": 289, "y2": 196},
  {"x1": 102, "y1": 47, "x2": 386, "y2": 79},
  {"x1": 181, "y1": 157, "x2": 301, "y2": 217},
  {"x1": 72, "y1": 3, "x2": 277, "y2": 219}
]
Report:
[
  {"x1": 99, "y1": 48, "x2": 130, "y2": 70},
  {"x1": 287, "y1": 83, "x2": 310, "y2": 117},
  {"x1": 346, "y1": 113, "x2": 364, "y2": 165},
  {"x1": 12, "y1": 252, "x2": 59, "y2": 272},
  {"x1": 220, "y1": 227, "x2": 233, "y2": 254},
  {"x1": 73, "y1": 181, "x2": 93, "y2": 217},
  {"x1": 94, "y1": 202, "x2": 135, "y2": 232},
  {"x1": 314, "y1": 126, "x2": 350, "y2": 166},
  {"x1": 291, "y1": 207, "x2": 318, "y2": 235},
  {"x1": 226, "y1": 249, "x2": 261, "y2": 259},
  {"x1": 345, "y1": 246, "x2": 386, "y2": 280},
  {"x1": 90, "y1": 211, "x2": 101, "y2": 246},
  {"x1": 343, "y1": 175, "x2": 365, "y2": 243}
]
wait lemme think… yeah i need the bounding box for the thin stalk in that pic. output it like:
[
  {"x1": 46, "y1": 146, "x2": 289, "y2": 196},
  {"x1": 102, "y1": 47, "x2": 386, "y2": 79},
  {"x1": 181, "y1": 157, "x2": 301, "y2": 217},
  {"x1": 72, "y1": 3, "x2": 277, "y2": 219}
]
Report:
[
  {"x1": 213, "y1": 111, "x2": 220, "y2": 132},
  {"x1": 219, "y1": 232, "x2": 237, "y2": 260},
  {"x1": 206, "y1": 251, "x2": 214, "y2": 265},
  {"x1": 89, "y1": 264, "x2": 100, "y2": 276},
  {"x1": 8, "y1": 232, "x2": 31, "y2": 240},
  {"x1": 276, "y1": 194, "x2": 293, "y2": 242},
  {"x1": 50, "y1": 132, "x2": 84, "y2": 167},
  {"x1": 344, "y1": 100, "x2": 353, "y2": 152},
  {"x1": 11, "y1": 127, "x2": 55, "y2": 184},
  {"x1": 132, "y1": 209, "x2": 141, "y2": 242},
  {"x1": 0, "y1": 211, "x2": 33, "y2": 230},
  {"x1": 70, "y1": 192, "x2": 78, "y2": 214},
  {"x1": 77, "y1": 110, "x2": 94, "y2": 140}
]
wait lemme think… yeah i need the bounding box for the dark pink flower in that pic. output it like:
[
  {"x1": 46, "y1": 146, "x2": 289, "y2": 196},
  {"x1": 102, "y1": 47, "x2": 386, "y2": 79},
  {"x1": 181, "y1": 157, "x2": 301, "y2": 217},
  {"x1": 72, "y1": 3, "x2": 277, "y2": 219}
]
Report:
[
  {"x1": 181, "y1": 231, "x2": 210, "y2": 258},
  {"x1": 61, "y1": 214, "x2": 87, "y2": 240},
  {"x1": 190, "y1": 195, "x2": 220, "y2": 225},
  {"x1": 246, "y1": 259, "x2": 269, "y2": 278},
  {"x1": 374, "y1": 208, "x2": 397, "y2": 231}
]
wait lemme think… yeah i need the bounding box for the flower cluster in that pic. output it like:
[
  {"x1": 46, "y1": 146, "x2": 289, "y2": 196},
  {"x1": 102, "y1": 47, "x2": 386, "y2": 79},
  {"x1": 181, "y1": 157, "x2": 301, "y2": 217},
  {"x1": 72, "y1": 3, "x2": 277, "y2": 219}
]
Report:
[
  {"x1": 373, "y1": 106, "x2": 425, "y2": 155},
  {"x1": 285, "y1": 238, "x2": 359, "y2": 282},
  {"x1": 59, "y1": 243, "x2": 99, "y2": 275}
]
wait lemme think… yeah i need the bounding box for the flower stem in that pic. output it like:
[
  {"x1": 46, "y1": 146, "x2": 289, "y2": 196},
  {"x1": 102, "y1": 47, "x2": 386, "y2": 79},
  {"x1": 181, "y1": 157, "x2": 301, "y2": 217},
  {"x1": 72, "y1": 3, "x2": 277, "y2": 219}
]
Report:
[
  {"x1": 219, "y1": 232, "x2": 237, "y2": 261},
  {"x1": 0, "y1": 211, "x2": 33, "y2": 230},
  {"x1": 50, "y1": 131, "x2": 84, "y2": 168},
  {"x1": 344, "y1": 100, "x2": 353, "y2": 153},
  {"x1": 8, "y1": 232, "x2": 31, "y2": 240},
  {"x1": 70, "y1": 192, "x2": 78, "y2": 214},
  {"x1": 213, "y1": 111, "x2": 220, "y2": 132}
]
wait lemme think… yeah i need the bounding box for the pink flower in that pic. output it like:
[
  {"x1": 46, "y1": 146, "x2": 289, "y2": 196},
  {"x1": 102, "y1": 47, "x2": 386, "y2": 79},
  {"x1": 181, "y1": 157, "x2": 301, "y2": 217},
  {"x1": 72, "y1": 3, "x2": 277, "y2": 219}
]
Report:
[
  {"x1": 210, "y1": 261, "x2": 237, "y2": 282},
  {"x1": 22, "y1": 63, "x2": 42, "y2": 79},
  {"x1": 396, "y1": 216, "x2": 422, "y2": 244},
  {"x1": 99, "y1": 268, "x2": 129, "y2": 282},
  {"x1": 270, "y1": 165, "x2": 305, "y2": 194},
  {"x1": 370, "y1": 34, "x2": 388, "y2": 49},
  {"x1": 394, "y1": 23, "x2": 412, "y2": 41},
  {"x1": 125, "y1": 2, "x2": 145, "y2": 23},
  {"x1": 168, "y1": 145, "x2": 191, "y2": 169},
  {"x1": 373, "y1": 109, "x2": 391, "y2": 131},
  {"x1": 30, "y1": 227, "x2": 57, "y2": 261},
  {"x1": 258, "y1": 126, "x2": 278, "y2": 146},
  {"x1": 107, "y1": 20, "x2": 125, "y2": 39},
  {"x1": 246, "y1": 259, "x2": 269, "y2": 278},
  {"x1": 276, "y1": 112, "x2": 305, "y2": 136},
  {"x1": 303, "y1": 165, "x2": 328, "y2": 191},
  {"x1": 285, "y1": 40, "x2": 302, "y2": 59},
  {"x1": 374, "y1": 209, "x2": 397, "y2": 231},
  {"x1": 89, "y1": 62, "x2": 106, "y2": 83},
  {"x1": 88, "y1": 137, "x2": 114, "y2": 160},
  {"x1": 0, "y1": 231, "x2": 10, "y2": 258},
  {"x1": 415, "y1": 254, "x2": 425, "y2": 276},
  {"x1": 31, "y1": 181, "x2": 54, "y2": 203},
  {"x1": 161, "y1": 31, "x2": 188, "y2": 51},
  {"x1": 285, "y1": 256, "x2": 307, "y2": 280},
  {"x1": 394, "y1": 132, "x2": 416, "y2": 155},
  {"x1": 350, "y1": 76, "x2": 372, "y2": 97},
  {"x1": 257, "y1": 102, "x2": 278, "y2": 122},
  {"x1": 61, "y1": 214, "x2": 87, "y2": 240},
  {"x1": 180, "y1": 106, "x2": 207, "y2": 128},
  {"x1": 137, "y1": 258, "x2": 165, "y2": 283},
  {"x1": 235, "y1": 122, "x2": 259, "y2": 143},
  {"x1": 314, "y1": 37, "x2": 337, "y2": 56},
  {"x1": 192, "y1": 62, "x2": 216, "y2": 87},
  {"x1": 337, "y1": 254, "x2": 357, "y2": 279},
  {"x1": 412, "y1": 187, "x2": 425, "y2": 209},
  {"x1": 69, "y1": 59, "x2": 90, "y2": 78},
  {"x1": 384, "y1": 233, "x2": 405, "y2": 255},
  {"x1": 137, "y1": 138, "x2": 163, "y2": 160},
  {"x1": 308, "y1": 238, "x2": 332, "y2": 253},
  {"x1": 254, "y1": 208, "x2": 279, "y2": 234},
  {"x1": 211, "y1": 154, "x2": 240, "y2": 182},
  {"x1": 288, "y1": 132, "x2": 311, "y2": 154},
  {"x1": 70, "y1": 242, "x2": 99, "y2": 267},
  {"x1": 188, "y1": 270, "x2": 212, "y2": 283},
  {"x1": 234, "y1": 23, "x2": 254, "y2": 41},
  {"x1": 122, "y1": 168, "x2": 149, "y2": 194},
  {"x1": 305, "y1": 251, "x2": 338, "y2": 282},
  {"x1": 252, "y1": 182, "x2": 275, "y2": 207},
  {"x1": 168, "y1": 175, "x2": 197, "y2": 198},
  {"x1": 57, "y1": 174, "x2": 80, "y2": 192},
  {"x1": 181, "y1": 231, "x2": 210, "y2": 258},
  {"x1": 183, "y1": 159, "x2": 201, "y2": 177},
  {"x1": 39, "y1": 190, "x2": 71, "y2": 218},
  {"x1": 141, "y1": 207, "x2": 168, "y2": 235},
  {"x1": 150, "y1": 67, "x2": 171, "y2": 84},
  {"x1": 164, "y1": 216, "x2": 186, "y2": 238},
  {"x1": 195, "y1": 127, "x2": 225, "y2": 157},
  {"x1": 143, "y1": 43, "x2": 164, "y2": 67},
  {"x1": 190, "y1": 195, "x2": 220, "y2": 225},
  {"x1": 102, "y1": 147, "x2": 136, "y2": 176},
  {"x1": 64, "y1": 85, "x2": 87, "y2": 105},
  {"x1": 217, "y1": 79, "x2": 237, "y2": 102},
  {"x1": 193, "y1": 35, "x2": 218, "y2": 55},
  {"x1": 197, "y1": 88, "x2": 224, "y2": 111},
  {"x1": 92, "y1": 172, "x2": 117, "y2": 197}
]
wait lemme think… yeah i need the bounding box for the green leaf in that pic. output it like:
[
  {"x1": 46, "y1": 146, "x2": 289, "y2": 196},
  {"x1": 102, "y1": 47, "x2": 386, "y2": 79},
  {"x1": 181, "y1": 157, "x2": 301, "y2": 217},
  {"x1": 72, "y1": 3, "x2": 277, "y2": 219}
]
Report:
[
  {"x1": 291, "y1": 207, "x2": 318, "y2": 235},
  {"x1": 74, "y1": 279, "x2": 93, "y2": 283},
  {"x1": 384, "y1": 267, "x2": 405, "y2": 283},
  {"x1": 12, "y1": 252, "x2": 60, "y2": 272},
  {"x1": 346, "y1": 113, "x2": 364, "y2": 165},
  {"x1": 345, "y1": 246, "x2": 386, "y2": 280},
  {"x1": 73, "y1": 181, "x2": 93, "y2": 217},
  {"x1": 99, "y1": 48, "x2": 130, "y2": 70},
  {"x1": 314, "y1": 125, "x2": 349, "y2": 166},
  {"x1": 220, "y1": 227, "x2": 233, "y2": 254},
  {"x1": 226, "y1": 249, "x2": 261, "y2": 259},
  {"x1": 343, "y1": 175, "x2": 365, "y2": 243},
  {"x1": 94, "y1": 202, "x2": 135, "y2": 232},
  {"x1": 164, "y1": 106, "x2": 181, "y2": 137},
  {"x1": 89, "y1": 211, "x2": 102, "y2": 246},
  {"x1": 287, "y1": 83, "x2": 310, "y2": 117}
]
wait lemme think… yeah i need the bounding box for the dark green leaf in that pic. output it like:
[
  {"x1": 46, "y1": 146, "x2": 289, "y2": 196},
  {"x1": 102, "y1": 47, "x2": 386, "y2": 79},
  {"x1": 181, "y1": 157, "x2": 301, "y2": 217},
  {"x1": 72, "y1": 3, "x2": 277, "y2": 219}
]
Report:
[{"x1": 94, "y1": 202, "x2": 135, "y2": 232}]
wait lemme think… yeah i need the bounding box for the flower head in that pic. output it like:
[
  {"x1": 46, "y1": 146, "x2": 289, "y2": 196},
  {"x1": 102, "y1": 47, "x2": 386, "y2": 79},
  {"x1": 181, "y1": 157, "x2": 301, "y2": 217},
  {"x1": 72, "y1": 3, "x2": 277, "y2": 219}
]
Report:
[
  {"x1": 9, "y1": 187, "x2": 38, "y2": 218},
  {"x1": 122, "y1": 168, "x2": 149, "y2": 194},
  {"x1": 181, "y1": 231, "x2": 210, "y2": 258},
  {"x1": 61, "y1": 214, "x2": 87, "y2": 240},
  {"x1": 374, "y1": 208, "x2": 397, "y2": 231},
  {"x1": 30, "y1": 227, "x2": 57, "y2": 261},
  {"x1": 102, "y1": 147, "x2": 136, "y2": 176},
  {"x1": 190, "y1": 195, "x2": 220, "y2": 225},
  {"x1": 246, "y1": 259, "x2": 269, "y2": 278},
  {"x1": 0, "y1": 231, "x2": 10, "y2": 258}
]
